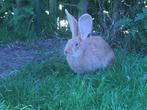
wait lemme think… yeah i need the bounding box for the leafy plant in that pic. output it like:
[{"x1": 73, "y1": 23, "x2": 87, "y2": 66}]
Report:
[
  {"x1": 10, "y1": 6, "x2": 34, "y2": 36},
  {"x1": 115, "y1": 7, "x2": 147, "y2": 53}
]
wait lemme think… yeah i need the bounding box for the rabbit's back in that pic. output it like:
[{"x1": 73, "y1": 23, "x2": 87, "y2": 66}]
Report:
[
  {"x1": 84, "y1": 36, "x2": 115, "y2": 67},
  {"x1": 67, "y1": 36, "x2": 115, "y2": 73}
]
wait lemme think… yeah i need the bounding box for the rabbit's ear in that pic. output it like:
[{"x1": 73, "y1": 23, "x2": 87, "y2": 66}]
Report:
[
  {"x1": 78, "y1": 14, "x2": 93, "y2": 39},
  {"x1": 65, "y1": 9, "x2": 79, "y2": 38}
]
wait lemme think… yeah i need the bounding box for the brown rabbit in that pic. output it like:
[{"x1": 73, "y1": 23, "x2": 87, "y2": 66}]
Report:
[{"x1": 64, "y1": 9, "x2": 115, "y2": 74}]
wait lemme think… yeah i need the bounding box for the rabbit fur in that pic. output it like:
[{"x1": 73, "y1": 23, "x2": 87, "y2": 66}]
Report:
[{"x1": 64, "y1": 9, "x2": 115, "y2": 74}]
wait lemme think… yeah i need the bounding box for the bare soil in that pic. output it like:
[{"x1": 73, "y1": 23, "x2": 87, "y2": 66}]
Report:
[{"x1": 0, "y1": 38, "x2": 66, "y2": 78}]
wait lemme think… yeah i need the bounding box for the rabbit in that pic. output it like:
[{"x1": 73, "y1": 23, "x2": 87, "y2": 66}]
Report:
[{"x1": 64, "y1": 9, "x2": 115, "y2": 74}]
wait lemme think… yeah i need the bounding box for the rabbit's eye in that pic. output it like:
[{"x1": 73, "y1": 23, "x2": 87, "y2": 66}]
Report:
[{"x1": 75, "y1": 42, "x2": 79, "y2": 47}]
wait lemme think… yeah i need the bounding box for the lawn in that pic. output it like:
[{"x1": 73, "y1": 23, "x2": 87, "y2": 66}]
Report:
[{"x1": 0, "y1": 50, "x2": 147, "y2": 110}]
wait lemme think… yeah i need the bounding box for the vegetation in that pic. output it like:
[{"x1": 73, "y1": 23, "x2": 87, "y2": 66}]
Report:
[
  {"x1": 0, "y1": 0, "x2": 147, "y2": 52},
  {"x1": 0, "y1": 50, "x2": 147, "y2": 110}
]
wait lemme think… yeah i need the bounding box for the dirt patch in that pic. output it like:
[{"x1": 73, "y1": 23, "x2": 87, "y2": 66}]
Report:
[{"x1": 0, "y1": 38, "x2": 66, "y2": 78}]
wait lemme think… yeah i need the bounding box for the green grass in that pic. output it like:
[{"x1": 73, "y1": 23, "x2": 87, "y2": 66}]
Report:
[
  {"x1": 0, "y1": 29, "x2": 37, "y2": 44},
  {"x1": 0, "y1": 50, "x2": 147, "y2": 110}
]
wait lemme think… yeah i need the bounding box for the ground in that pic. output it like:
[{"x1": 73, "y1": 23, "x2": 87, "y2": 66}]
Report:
[
  {"x1": 0, "y1": 39, "x2": 146, "y2": 110},
  {"x1": 0, "y1": 38, "x2": 66, "y2": 78}
]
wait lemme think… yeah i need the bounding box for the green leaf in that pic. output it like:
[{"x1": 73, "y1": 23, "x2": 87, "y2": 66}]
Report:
[
  {"x1": 22, "y1": 7, "x2": 34, "y2": 15},
  {"x1": 144, "y1": 24, "x2": 147, "y2": 30},
  {"x1": 129, "y1": 28, "x2": 138, "y2": 37},
  {"x1": 114, "y1": 17, "x2": 132, "y2": 28},
  {"x1": 135, "y1": 13, "x2": 145, "y2": 21},
  {"x1": 140, "y1": 35, "x2": 147, "y2": 44},
  {"x1": 143, "y1": 8, "x2": 147, "y2": 15}
]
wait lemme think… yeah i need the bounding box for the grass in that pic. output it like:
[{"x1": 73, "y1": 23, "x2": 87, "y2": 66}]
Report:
[
  {"x1": 0, "y1": 29, "x2": 37, "y2": 44},
  {"x1": 0, "y1": 50, "x2": 147, "y2": 110}
]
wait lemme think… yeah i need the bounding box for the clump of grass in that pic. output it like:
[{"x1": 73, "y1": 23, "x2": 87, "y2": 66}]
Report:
[
  {"x1": 0, "y1": 28, "x2": 37, "y2": 44},
  {"x1": 0, "y1": 50, "x2": 147, "y2": 110}
]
